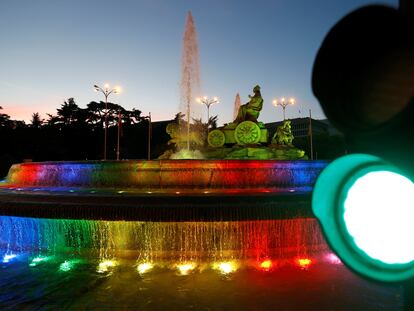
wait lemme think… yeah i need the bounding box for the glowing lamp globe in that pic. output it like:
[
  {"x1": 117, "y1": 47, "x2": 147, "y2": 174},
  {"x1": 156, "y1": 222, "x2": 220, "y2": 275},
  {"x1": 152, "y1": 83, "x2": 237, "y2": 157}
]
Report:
[{"x1": 313, "y1": 154, "x2": 414, "y2": 282}]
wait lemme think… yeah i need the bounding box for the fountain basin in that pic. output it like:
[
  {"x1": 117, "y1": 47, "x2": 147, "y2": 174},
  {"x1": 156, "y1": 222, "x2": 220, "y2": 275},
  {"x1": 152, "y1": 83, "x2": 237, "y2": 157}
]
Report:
[
  {"x1": 0, "y1": 160, "x2": 327, "y2": 220},
  {"x1": 4, "y1": 160, "x2": 326, "y2": 189}
]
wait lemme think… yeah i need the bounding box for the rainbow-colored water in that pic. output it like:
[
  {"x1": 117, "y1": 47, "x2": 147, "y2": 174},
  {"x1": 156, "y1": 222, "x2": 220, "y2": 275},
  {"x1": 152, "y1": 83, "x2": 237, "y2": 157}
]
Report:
[
  {"x1": 0, "y1": 216, "x2": 402, "y2": 310},
  {"x1": 0, "y1": 217, "x2": 326, "y2": 260},
  {"x1": 3, "y1": 160, "x2": 327, "y2": 191},
  {"x1": 0, "y1": 160, "x2": 403, "y2": 310}
]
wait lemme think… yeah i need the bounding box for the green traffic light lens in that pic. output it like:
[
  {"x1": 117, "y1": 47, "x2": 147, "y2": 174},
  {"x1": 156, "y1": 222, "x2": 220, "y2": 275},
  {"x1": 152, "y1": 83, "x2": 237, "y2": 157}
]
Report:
[
  {"x1": 343, "y1": 170, "x2": 414, "y2": 265},
  {"x1": 313, "y1": 154, "x2": 414, "y2": 282}
]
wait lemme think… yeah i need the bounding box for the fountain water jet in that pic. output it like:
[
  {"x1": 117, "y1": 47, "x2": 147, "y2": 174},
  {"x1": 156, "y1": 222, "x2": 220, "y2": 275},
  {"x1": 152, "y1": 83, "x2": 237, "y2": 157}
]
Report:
[
  {"x1": 233, "y1": 93, "x2": 242, "y2": 121},
  {"x1": 181, "y1": 11, "x2": 201, "y2": 151}
]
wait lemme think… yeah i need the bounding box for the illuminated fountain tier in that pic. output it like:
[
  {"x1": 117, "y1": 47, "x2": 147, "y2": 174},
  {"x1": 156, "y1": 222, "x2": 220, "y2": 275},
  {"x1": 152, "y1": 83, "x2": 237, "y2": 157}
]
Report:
[
  {"x1": 0, "y1": 160, "x2": 327, "y2": 220},
  {"x1": 0, "y1": 160, "x2": 330, "y2": 285},
  {"x1": 0, "y1": 159, "x2": 355, "y2": 310}
]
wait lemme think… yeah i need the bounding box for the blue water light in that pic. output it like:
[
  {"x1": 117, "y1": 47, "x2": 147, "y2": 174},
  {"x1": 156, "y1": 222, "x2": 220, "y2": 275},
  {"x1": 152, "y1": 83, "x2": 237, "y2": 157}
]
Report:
[{"x1": 3, "y1": 253, "x2": 17, "y2": 263}]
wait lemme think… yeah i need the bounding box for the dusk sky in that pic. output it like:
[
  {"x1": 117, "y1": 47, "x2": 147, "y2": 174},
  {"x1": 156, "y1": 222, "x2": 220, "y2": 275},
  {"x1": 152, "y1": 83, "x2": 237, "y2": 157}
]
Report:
[{"x1": 0, "y1": 0, "x2": 398, "y2": 125}]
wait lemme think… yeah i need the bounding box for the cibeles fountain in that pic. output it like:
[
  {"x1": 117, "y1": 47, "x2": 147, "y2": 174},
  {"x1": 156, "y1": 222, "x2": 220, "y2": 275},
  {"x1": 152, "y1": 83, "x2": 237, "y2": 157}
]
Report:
[{"x1": 0, "y1": 12, "x2": 327, "y2": 283}]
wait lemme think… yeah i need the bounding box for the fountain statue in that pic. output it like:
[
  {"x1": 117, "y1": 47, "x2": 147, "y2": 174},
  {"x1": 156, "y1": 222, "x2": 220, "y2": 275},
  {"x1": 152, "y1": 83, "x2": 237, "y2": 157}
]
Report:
[
  {"x1": 272, "y1": 120, "x2": 294, "y2": 146},
  {"x1": 161, "y1": 84, "x2": 307, "y2": 160},
  {"x1": 234, "y1": 85, "x2": 264, "y2": 123}
]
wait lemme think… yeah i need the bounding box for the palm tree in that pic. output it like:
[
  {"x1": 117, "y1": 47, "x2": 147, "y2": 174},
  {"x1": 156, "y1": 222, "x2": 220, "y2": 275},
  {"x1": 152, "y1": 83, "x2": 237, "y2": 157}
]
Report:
[
  {"x1": 31, "y1": 112, "x2": 43, "y2": 128},
  {"x1": 208, "y1": 115, "x2": 218, "y2": 129},
  {"x1": 46, "y1": 113, "x2": 60, "y2": 127}
]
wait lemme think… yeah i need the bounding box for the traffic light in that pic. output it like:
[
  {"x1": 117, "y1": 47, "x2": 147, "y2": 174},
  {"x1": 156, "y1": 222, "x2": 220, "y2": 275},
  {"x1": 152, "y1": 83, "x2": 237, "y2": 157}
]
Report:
[
  {"x1": 313, "y1": 153, "x2": 414, "y2": 282},
  {"x1": 311, "y1": 5, "x2": 414, "y2": 283}
]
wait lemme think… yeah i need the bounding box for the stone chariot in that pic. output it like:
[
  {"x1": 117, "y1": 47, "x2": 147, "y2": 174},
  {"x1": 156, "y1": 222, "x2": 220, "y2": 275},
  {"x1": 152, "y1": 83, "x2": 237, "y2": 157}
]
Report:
[
  {"x1": 208, "y1": 85, "x2": 268, "y2": 147},
  {"x1": 208, "y1": 120, "x2": 268, "y2": 147}
]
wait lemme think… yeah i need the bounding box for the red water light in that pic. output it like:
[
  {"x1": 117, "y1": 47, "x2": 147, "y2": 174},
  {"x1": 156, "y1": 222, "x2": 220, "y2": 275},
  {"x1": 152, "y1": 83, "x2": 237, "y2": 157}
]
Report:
[
  {"x1": 297, "y1": 258, "x2": 312, "y2": 269},
  {"x1": 259, "y1": 259, "x2": 273, "y2": 271}
]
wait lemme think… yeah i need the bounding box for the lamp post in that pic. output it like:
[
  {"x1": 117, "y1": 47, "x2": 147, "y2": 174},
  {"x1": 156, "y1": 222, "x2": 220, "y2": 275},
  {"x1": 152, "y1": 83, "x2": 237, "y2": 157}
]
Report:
[
  {"x1": 93, "y1": 84, "x2": 121, "y2": 160},
  {"x1": 116, "y1": 109, "x2": 122, "y2": 161},
  {"x1": 142, "y1": 113, "x2": 152, "y2": 160},
  {"x1": 196, "y1": 96, "x2": 219, "y2": 128},
  {"x1": 272, "y1": 97, "x2": 295, "y2": 120}
]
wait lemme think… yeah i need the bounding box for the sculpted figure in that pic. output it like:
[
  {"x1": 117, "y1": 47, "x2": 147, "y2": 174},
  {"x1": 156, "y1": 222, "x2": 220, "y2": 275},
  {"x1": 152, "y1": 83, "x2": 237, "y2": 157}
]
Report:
[
  {"x1": 272, "y1": 120, "x2": 294, "y2": 146},
  {"x1": 234, "y1": 85, "x2": 263, "y2": 123}
]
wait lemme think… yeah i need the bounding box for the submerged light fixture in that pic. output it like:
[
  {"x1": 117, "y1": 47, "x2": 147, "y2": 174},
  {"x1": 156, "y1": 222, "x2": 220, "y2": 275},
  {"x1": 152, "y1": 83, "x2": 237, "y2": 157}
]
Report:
[
  {"x1": 59, "y1": 260, "x2": 77, "y2": 272},
  {"x1": 296, "y1": 258, "x2": 312, "y2": 269},
  {"x1": 313, "y1": 154, "x2": 414, "y2": 282},
  {"x1": 137, "y1": 262, "x2": 154, "y2": 274},
  {"x1": 213, "y1": 261, "x2": 238, "y2": 275},
  {"x1": 97, "y1": 260, "x2": 117, "y2": 273},
  {"x1": 29, "y1": 256, "x2": 52, "y2": 267},
  {"x1": 2, "y1": 253, "x2": 17, "y2": 263},
  {"x1": 177, "y1": 262, "x2": 196, "y2": 275},
  {"x1": 259, "y1": 259, "x2": 273, "y2": 271}
]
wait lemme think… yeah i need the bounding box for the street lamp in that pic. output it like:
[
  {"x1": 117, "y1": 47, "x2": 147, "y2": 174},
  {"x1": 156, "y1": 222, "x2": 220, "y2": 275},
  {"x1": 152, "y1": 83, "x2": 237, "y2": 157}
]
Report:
[
  {"x1": 273, "y1": 97, "x2": 295, "y2": 120},
  {"x1": 196, "y1": 96, "x2": 219, "y2": 128},
  {"x1": 93, "y1": 84, "x2": 121, "y2": 160},
  {"x1": 116, "y1": 109, "x2": 122, "y2": 161},
  {"x1": 142, "y1": 113, "x2": 152, "y2": 160}
]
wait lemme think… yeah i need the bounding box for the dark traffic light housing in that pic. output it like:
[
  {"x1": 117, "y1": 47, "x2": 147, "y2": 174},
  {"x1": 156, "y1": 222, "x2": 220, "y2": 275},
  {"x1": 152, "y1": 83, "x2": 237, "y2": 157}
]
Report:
[{"x1": 312, "y1": 5, "x2": 414, "y2": 283}]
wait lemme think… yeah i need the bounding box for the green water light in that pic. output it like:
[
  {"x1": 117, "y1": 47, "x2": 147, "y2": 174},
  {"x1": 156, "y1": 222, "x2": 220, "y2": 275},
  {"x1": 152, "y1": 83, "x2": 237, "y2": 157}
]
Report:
[
  {"x1": 59, "y1": 259, "x2": 82, "y2": 272},
  {"x1": 29, "y1": 256, "x2": 52, "y2": 267}
]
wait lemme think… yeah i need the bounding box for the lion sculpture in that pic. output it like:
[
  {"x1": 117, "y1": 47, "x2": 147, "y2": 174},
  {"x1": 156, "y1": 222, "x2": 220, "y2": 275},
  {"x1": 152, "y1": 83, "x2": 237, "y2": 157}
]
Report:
[{"x1": 272, "y1": 120, "x2": 294, "y2": 146}]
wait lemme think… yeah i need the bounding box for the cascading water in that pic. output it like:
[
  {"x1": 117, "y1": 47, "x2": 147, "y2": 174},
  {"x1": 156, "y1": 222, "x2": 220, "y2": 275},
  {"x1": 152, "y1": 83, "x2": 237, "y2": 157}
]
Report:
[
  {"x1": 0, "y1": 160, "x2": 403, "y2": 310},
  {"x1": 0, "y1": 217, "x2": 327, "y2": 263},
  {"x1": 0, "y1": 159, "x2": 329, "y2": 270}
]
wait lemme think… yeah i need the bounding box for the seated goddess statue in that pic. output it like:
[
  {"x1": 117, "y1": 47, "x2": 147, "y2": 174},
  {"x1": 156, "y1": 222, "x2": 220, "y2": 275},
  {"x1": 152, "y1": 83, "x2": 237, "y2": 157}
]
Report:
[{"x1": 234, "y1": 85, "x2": 263, "y2": 123}]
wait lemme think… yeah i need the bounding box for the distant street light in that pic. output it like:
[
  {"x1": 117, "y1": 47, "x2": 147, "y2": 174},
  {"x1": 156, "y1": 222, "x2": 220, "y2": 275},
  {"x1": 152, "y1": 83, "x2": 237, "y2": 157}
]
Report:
[
  {"x1": 196, "y1": 96, "x2": 219, "y2": 128},
  {"x1": 142, "y1": 113, "x2": 152, "y2": 160},
  {"x1": 93, "y1": 84, "x2": 121, "y2": 160},
  {"x1": 273, "y1": 97, "x2": 295, "y2": 120},
  {"x1": 116, "y1": 109, "x2": 122, "y2": 161}
]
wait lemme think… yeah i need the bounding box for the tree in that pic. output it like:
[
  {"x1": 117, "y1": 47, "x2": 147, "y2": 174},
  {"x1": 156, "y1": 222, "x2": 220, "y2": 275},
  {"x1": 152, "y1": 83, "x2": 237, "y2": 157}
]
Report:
[
  {"x1": 0, "y1": 106, "x2": 10, "y2": 127},
  {"x1": 46, "y1": 113, "x2": 61, "y2": 127},
  {"x1": 30, "y1": 112, "x2": 43, "y2": 128},
  {"x1": 174, "y1": 112, "x2": 185, "y2": 123},
  {"x1": 57, "y1": 98, "x2": 80, "y2": 125},
  {"x1": 208, "y1": 115, "x2": 218, "y2": 129},
  {"x1": 86, "y1": 101, "x2": 124, "y2": 127},
  {"x1": 122, "y1": 108, "x2": 143, "y2": 125}
]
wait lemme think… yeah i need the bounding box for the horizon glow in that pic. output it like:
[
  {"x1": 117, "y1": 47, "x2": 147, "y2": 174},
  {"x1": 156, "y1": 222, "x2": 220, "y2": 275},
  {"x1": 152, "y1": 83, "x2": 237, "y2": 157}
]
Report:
[{"x1": 0, "y1": 0, "x2": 398, "y2": 125}]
